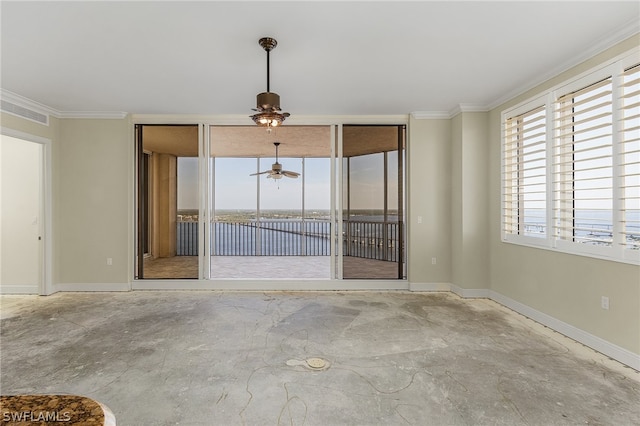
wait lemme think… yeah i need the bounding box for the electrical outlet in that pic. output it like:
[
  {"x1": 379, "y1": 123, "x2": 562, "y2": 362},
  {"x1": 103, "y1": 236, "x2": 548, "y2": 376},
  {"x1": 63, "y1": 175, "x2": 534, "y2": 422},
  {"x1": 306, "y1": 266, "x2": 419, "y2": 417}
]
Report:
[
  {"x1": 107, "y1": 258, "x2": 113, "y2": 266},
  {"x1": 601, "y1": 296, "x2": 609, "y2": 310},
  {"x1": 417, "y1": 216, "x2": 423, "y2": 224},
  {"x1": 431, "y1": 257, "x2": 437, "y2": 265}
]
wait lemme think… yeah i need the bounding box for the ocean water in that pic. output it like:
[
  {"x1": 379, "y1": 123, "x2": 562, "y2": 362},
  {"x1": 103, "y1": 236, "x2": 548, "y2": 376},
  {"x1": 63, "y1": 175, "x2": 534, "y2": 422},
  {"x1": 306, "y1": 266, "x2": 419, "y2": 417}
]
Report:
[{"x1": 522, "y1": 209, "x2": 640, "y2": 246}]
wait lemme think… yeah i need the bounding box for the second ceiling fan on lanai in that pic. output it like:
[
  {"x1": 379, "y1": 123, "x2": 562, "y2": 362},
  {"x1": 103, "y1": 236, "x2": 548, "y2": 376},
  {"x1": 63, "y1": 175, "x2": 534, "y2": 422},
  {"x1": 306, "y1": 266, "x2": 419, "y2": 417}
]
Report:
[{"x1": 250, "y1": 142, "x2": 300, "y2": 180}]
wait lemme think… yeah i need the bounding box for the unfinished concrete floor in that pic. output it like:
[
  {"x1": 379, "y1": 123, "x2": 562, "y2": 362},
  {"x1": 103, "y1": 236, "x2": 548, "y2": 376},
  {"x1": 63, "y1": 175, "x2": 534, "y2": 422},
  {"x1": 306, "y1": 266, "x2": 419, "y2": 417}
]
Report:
[{"x1": 1, "y1": 291, "x2": 638, "y2": 425}]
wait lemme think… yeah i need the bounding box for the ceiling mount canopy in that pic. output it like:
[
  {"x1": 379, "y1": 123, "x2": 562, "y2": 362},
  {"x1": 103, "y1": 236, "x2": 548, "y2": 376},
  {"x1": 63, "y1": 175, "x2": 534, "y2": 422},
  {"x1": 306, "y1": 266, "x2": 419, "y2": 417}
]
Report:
[{"x1": 250, "y1": 37, "x2": 290, "y2": 129}]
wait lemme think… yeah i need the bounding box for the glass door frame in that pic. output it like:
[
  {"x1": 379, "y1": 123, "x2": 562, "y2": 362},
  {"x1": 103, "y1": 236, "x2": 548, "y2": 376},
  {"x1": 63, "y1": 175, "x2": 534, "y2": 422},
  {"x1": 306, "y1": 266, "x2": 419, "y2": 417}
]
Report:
[
  {"x1": 134, "y1": 123, "x2": 203, "y2": 280},
  {"x1": 338, "y1": 124, "x2": 406, "y2": 280}
]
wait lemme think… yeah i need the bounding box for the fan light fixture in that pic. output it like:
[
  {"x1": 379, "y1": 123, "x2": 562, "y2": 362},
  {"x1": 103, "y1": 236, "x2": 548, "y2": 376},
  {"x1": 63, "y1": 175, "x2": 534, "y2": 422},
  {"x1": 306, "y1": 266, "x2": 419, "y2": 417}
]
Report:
[{"x1": 250, "y1": 37, "x2": 290, "y2": 128}]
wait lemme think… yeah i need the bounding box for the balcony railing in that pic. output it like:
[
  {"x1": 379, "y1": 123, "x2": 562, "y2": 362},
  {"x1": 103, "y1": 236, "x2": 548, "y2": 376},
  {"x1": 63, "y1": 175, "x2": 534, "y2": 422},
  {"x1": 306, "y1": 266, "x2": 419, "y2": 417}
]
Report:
[
  {"x1": 213, "y1": 220, "x2": 331, "y2": 256},
  {"x1": 343, "y1": 220, "x2": 403, "y2": 262},
  {"x1": 176, "y1": 219, "x2": 404, "y2": 262}
]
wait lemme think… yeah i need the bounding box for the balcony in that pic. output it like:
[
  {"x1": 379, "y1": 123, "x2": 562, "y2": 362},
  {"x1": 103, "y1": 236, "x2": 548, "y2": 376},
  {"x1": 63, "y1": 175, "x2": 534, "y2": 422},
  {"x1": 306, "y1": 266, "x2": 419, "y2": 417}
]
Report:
[{"x1": 142, "y1": 219, "x2": 404, "y2": 279}]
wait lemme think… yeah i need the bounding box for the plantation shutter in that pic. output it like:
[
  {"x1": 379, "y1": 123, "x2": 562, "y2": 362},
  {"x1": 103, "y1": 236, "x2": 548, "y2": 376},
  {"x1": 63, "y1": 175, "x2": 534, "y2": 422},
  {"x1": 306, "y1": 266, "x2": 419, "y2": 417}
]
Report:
[
  {"x1": 620, "y1": 64, "x2": 640, "y2": 251},
  {"x1": 554, "y1": 77, "x2": 614, "y2": 246},
  {"x1": 503, "y1": 105, "x2": 547, "y2": 238}
]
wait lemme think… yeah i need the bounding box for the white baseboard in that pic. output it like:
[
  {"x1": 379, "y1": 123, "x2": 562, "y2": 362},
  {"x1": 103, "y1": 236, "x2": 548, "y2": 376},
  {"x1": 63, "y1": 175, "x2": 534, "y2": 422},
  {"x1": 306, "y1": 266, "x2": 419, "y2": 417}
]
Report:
[
  {"x1": 53, "y1": 282, "x2": 131, "y2": 292},
  {"x1": 490, "y1": 290, "x2": 640, "y2": 371},
  {"x1": 409, "y1": 282, "x2": 490, "y2": 298},
  {"x1": 0, "y1": 284, "x2": 39, "y2": 294},
  {"x1": 449, "y1": 284, "x2": 491, "y2": 299}
]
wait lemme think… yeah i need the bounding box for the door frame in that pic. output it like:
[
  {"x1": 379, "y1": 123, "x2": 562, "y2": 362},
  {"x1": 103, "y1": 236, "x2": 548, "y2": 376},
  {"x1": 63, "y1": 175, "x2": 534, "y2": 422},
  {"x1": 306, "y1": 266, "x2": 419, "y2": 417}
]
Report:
[
  {"x1": 134, "y1": 123, "x2": 202, "y2": 280},
  {"x1": 1, "y1": 127, "x2": 53, "y2": 295}
]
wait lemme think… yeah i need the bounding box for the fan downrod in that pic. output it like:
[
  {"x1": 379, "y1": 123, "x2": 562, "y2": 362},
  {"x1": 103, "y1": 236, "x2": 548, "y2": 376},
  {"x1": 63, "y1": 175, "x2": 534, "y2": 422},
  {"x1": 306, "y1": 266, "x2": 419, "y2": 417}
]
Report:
[{"x1": 273, "y1": 142, "x2": 280, "y2": 162}]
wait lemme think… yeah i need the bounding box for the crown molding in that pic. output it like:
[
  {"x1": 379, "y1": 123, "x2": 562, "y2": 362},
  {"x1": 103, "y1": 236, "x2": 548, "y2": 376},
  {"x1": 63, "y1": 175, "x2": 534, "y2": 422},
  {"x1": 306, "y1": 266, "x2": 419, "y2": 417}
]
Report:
[
  {"x1": 411, "y1": 111, "x2": 451, "y2": 120},
  {"x1": 411, "y1": 104, "x2": 489, "y2": 120},
  {"x1": 131, "y1": 114, "x2": 249, "y2": 125},
  {"x1": 1, "y1": 89, "x2": 58, "y2": 119},
  {"x1": 487, "y1": 19, "x2": 640, "y2": 111},
  {"x1": 132, "y1": 114, "x2": 410, "y2": 126},
  {"x1": 448, "y1": 104, "x2": 489, "y2": 118},
  {"x1": 1, "y1": 88, "x2": 128, "y2": 120},
  {"x1": 286, "y1": 114, "x2": 409, "y2": 125}
]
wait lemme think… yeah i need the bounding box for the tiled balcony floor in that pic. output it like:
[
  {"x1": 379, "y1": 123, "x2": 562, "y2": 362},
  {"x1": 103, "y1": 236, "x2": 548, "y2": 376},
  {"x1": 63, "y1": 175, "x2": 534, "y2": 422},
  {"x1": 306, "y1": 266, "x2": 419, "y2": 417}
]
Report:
[
  {"x1": 211, "y1": 256, "x2": 331, "y2": 279},
  {"x1": 142, "y1": 256, "x2": 403, "y2": 279}
]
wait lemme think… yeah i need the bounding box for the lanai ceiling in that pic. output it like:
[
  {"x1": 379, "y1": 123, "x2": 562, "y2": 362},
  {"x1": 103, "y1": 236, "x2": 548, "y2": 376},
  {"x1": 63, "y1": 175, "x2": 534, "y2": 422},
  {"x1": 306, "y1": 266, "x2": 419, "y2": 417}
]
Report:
[
  {"x1": 142, "y1": 125, "x2": 403, "y2": 158},
  {"x1": 1, "y1": 1, "x2": 638, "y2": 117}
]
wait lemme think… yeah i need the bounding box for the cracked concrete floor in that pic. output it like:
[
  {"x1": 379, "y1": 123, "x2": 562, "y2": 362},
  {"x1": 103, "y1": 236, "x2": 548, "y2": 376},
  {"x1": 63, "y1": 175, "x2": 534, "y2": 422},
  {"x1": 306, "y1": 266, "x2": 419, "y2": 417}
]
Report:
[{"x1": 1, "y1": 291, "x2": 638, "y2": 425}]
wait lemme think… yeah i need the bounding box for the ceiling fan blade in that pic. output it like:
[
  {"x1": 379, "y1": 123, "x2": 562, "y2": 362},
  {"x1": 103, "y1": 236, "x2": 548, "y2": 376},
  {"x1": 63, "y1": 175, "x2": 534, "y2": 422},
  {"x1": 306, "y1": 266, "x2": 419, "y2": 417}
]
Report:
[
  {"x1": 249, "y1": 170, "x2": 271, "y2": 176},
  {"x1": 282, "y1": 171, "x2": 300, "y2": 178}
]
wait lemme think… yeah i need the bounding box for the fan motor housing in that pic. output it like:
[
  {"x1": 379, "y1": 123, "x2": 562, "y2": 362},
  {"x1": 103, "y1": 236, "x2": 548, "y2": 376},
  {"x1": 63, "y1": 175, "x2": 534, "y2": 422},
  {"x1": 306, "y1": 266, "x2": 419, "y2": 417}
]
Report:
[
  {"x1": 272, "y1": 162, "x2": 282, "y2": 172},
  {"x1": 256, "y1": 92, "x2": 281, "y2": 111}
]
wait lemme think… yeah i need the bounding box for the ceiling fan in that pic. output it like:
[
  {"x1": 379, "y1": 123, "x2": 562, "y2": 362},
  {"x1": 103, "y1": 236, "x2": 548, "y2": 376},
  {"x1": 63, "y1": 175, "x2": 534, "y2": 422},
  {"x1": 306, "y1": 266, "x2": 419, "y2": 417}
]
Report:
[
  {"x1": 250, "y1": 142, "x2": 300, "y2": 180},
  {"x1": 250, "y1": 37, "x2": 290, "y2": 129}
]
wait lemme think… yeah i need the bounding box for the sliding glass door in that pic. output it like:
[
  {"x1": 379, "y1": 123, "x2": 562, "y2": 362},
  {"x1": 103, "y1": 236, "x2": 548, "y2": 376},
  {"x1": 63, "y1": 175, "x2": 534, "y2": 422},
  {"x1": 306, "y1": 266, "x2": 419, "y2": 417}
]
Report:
[
  {"x1": 135, "y1": 124, "x2": 199, "y2": 279},
  {"x1": 341, "y1": 125, "x2": 406, "y2": 279},
  {"x1": 135, "y1": 122, "x2": 405, "y2": 282}
]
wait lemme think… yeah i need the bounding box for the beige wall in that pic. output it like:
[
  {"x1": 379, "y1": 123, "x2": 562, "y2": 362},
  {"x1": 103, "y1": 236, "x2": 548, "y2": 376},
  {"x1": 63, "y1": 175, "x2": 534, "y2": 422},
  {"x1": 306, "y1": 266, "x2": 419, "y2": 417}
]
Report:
[
  {"x1": 451, "y1": 112, "x2": 490, "y2": 290},
  {"x1": 488, "y1": 35, "x2": 640, "y2": 354},
  {"x1": 407, "y1": 117, "x2": 452, "y2": 284},
  {"x1": 56, "y1": 118, "x2": 132, "y2": 286},
  {"x1": 450, "y1": 114, "x2": 463, "y2": 287},
  {"x1": 2, "y1": 114, "x2": 132, "y2": 288},
  {"x1": 410, "y1": 112, "x2": 490, "y2": 290}
]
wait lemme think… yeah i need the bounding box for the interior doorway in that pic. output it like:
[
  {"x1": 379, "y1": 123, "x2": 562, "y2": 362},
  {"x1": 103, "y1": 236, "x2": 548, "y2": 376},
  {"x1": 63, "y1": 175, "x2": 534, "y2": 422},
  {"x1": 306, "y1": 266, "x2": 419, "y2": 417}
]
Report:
[{"x1": 0, "y1": 132, "x2": 46, "y2": 294}]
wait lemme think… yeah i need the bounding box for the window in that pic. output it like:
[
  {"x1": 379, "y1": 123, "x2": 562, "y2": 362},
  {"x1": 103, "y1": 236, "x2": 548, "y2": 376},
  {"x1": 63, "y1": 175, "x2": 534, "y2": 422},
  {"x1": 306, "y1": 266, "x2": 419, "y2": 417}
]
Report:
[
  {"x1": 503, "y1": 102, "x2": 547, "y2": 241},
  {"x1": 554, "y1": 77, "x2": 614, "y2": 248},
  {"x1": 502, "y1": 50, "x2": 639, "y2": 264},
  {"x1": 620, "y1": 64, "x2": 640, "y2": 252}
]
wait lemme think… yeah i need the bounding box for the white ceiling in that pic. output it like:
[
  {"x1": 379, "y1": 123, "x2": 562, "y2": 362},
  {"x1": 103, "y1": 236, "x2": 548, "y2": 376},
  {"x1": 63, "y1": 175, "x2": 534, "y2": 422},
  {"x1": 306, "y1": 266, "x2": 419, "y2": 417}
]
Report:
[{"x1": 1, "y1": 1, "x2": 638, "y2": 117}]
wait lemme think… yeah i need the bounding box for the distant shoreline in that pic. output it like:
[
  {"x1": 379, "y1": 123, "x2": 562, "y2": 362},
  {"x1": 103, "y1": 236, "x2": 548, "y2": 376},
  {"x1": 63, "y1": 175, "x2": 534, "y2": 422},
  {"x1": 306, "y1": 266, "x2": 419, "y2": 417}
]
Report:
[{"x1": 177, "y1": 209, "x2": 402, "y2": 223}]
